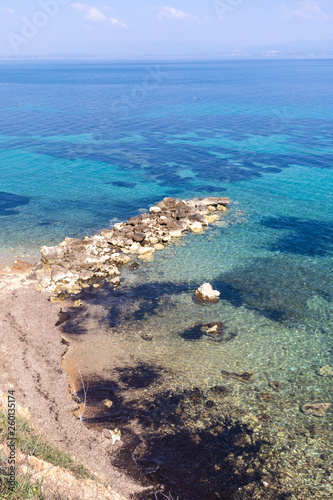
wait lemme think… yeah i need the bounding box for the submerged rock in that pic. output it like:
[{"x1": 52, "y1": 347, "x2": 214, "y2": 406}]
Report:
[
  {"x1": 208, "y1": 386, "x2": 232, "y2": 397},
  {"x1": 221, "y1": 370, "x2": 256, "y2": 384},
  {"x1": 201, "y1": 322, "x2": 225, "y2": 338},
  {"x1": 269, "y1": 381, "x2": 283, "y2": 391},
  {"x1": 301, "y1": 403, "x2": 331, "y2": 417},
  {"x1": 141, "y1": 334, "x2": 154, "y2": 341},
  {"x1": 318, "y1": 365, "x2": 333, "y2": 377},
  {"x1": 195, "y1": 283, "x2": 220, "y2": 303}
]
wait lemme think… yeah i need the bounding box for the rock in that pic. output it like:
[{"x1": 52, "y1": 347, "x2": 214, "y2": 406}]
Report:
[
  {"x1": 259, "y1": 393, "x2": 274, "y2": 403},
  {"x1": 318, "y1": 365, "x2": 333, "y2": 377},
  {"x1": 149, "y1": 236, "x2": 159, "y2": 245},
  {"x1": 159, "y1": 215, "x2": 169, "y2": 224},
  {"x1": 79, "y1": 270, "x2": 94, "y2": 281},
  {"x1": 132, "y1": 232, "x2": 146, "y2": 242},
  {"x1": 195, "y1": 283, "x2": 220, "y2": 303},
  {"x1": 55, "y1": 309, "x2": 71, "y2": 327},
  {"x1": 13, "y1": 260, "x2": 33, "y2": 272},
  {"x1": 201, "y1": 322, "x2": 224, "y2": 338},
  {"x1": 37, "y1": 274, "x2": 52, "y2": 289},
  {"x1": 41, "y1": 246, "x2": 67, "y2": 264},
  {"x1": 301, "y1": 403, "x2": 331, "y2": 417},
  {"x1": 73, "y1": 300, "x2": 83, "y2": 308},
  {"x1": 103, "y1": 428, "x2": 121, "y2": 445},
  {"x1": 174, "y1": 209, "x2": 187, "y2": 220},
  {"x1": 110, "y1": 277, "x2": 121, "y2": 286},
  {"x1": 128, "y1": 262, "x2": 140, "y2": 270},
  {"x1": 221, "y1": 370, "x2": 256, "y2": 384},
  {"x1": 138, "y1": 247, "x2": 155, "y2": 255},
  {"x1": 51, "y1": 267, "x2": 75, "y2": 283},
  {"x1": 154, "y1": 243, "x2": 164, "y2": 250},
  {"x1": 166, "y1": 222, "x2": 184, "y2": 237},
  {"x1": 110, "y1": 253, "x2": 131, "y2": 265},
  {"x1": 141, "y1": 334, "x2": 153, "y2": 341},
  {"x1": 206, "y1": 214, "x2": 219, "y2": 223},
  {"x1": 269, "y1": 381, "x2": 283, "y2": 391},
  {"x1": 189, "y1": 213, "x2": 208, "y2": 225},
  {"x1": 157, "y1": 197, "x2": 179, "y2": 210},
  {"x1": 129, "y1": 242, "x2": 141, "y2": 253},
  {"x1": 208, "y1": 386, "x2": 232, "y2": 397},
  {"x1": 198, "y1": 197, "x2": 230, "y2": 207},
  {"x1": 190, "y1": 221, "x2": 203, "y2": 233},
  {"x1": 149, "y1": 206, "x2": 161, "y2": 213},
  {"x1": 103, "y1": 399, "x2": 113, "y2": 409},
  {"x1": 138, "y1": 252, "x2": 154, "y2": 262}
]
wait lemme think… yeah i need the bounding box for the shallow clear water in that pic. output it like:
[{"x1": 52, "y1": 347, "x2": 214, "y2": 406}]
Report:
[{"x1": 1, "y1": 60, "x2": 333, "y2": 498}]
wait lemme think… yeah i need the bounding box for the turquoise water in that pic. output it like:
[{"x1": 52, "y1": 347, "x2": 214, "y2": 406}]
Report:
[{"x1": 1, "y1": 60, "x2": 333, "y2": 498}]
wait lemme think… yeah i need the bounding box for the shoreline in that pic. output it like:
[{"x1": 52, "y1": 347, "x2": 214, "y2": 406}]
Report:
[
  {"x1": 1, "y1": 193, "x2": 333, "y2": 498},
  {"x1": 0, "y1": 196, "x2": 231, "y2": 499},
  {"x1": 0, "y1": 273, "x2": 145, "y2": 498}
]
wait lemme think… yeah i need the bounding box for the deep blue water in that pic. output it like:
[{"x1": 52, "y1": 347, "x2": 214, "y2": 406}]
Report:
[
  {"x1": 1, "y1": 60, "x2": 333, "y2": 497},
  {"x1": 0, "y1": 60, "x2": 332, "y2": 258}
]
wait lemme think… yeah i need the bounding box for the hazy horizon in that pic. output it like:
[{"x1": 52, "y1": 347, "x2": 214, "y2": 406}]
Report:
[{"x1": 1, "y1": 1, "x2": 333, "y2": 58}]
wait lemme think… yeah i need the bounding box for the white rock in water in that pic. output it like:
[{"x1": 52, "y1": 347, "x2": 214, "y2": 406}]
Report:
[
  {"x1": 149, "y1": 206, "x2": 162, "y2": 213},
  {"x1": 190, "y1": 221, "x2": 203, "y2": 232},
  {"x1": 138, "y1": 246, "x2": 155, "y2": 255},
  {"x1": 195, "y1": 283, "x2": 220, "y2": 303}
]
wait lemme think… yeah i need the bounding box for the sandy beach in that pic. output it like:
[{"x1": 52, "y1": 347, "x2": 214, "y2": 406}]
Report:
[{"x1": 0, "y1": 270, "x2": 145, "y2": 499}]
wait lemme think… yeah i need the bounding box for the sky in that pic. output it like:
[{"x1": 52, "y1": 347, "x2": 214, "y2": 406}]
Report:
[{"x1": 1, "y1": 0, "x2": 333, "y2": 57}]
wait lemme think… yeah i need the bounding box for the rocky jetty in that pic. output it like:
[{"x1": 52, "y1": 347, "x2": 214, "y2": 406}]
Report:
[{"x1": 29, "y1": 197, "x2": 230, "y2": 295}]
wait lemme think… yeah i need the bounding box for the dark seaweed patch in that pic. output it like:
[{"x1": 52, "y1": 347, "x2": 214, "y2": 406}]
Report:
[
  {"x1": 108, "y1": 181, "x2": 137, "y2": 188},
  {"x1": 0, "y1": 191, "x2": 30, "y2": 216},
  {"x1": 261, "y1": 216, "x2": 333, "y2": 257},
  {"x1": 213, "y1": 255, "x2": 333, "y2": 324}
]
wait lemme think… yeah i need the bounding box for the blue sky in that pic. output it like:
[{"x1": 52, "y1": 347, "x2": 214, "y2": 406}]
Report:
[{"x1": 1, "y1": 0, "x2": 333, "y2": 56}]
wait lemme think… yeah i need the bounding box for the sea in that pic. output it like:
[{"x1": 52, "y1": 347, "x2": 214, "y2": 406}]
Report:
[{"x1": 0, "y1": 60, "x2": 332, "y2": 499}]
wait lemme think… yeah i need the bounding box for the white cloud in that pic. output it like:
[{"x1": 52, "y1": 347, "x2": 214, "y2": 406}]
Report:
[
  {"x1": 71, "y1": 3, "x2": 127, "y2": 27},
  {"x1": 277, "y1": 1, "x2": 332, "y2": 21},
  {"x1": 156, "y1": 6, "x2": 196, "y2": 21},
  {"x1": 110, "y1": 17, "x2": 128, "y2": 28},
  {"x1": 85, "y1": 7, "x2": 107, "y2": 22},
  {"x1": 0, "y1": 7, "x2": 15, "y2": 21},
  {"x1": 71, "y1": 3, "x2": 87, "y2": 13}
]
